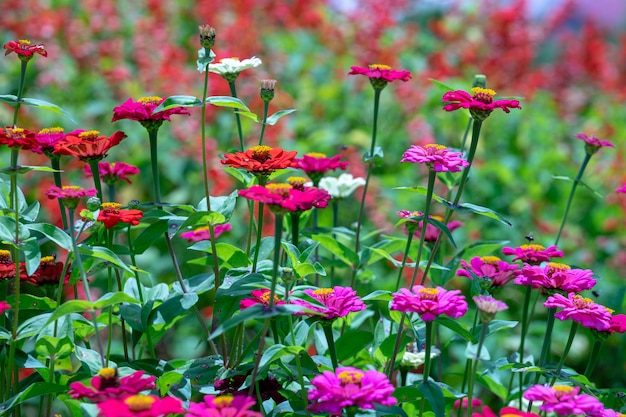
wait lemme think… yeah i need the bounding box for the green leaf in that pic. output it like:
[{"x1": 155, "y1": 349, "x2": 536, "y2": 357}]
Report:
[
  {"x1": 45, "y1": 300, "x2": 94, "y2": 326},
  {"x1": 132, "y1": 219, "x2": 169, "y2": 254},
  {"x1": 25, "y1": 223, "x2": 72, "y2": 250},
  {"x1": 335, "y1": 329, "x2": 372, "y2": 362},
  {"x1": 428, "y1": 78, "x2": 457, "y2": 92},
  {"x1": 154, "y1": 95, "x2": 203, "y2": 112},
  {"x1": 221, "y1": 167, "x2": 256, "y2": 186},
  {"x1": 197, "y1": 190, "x2": 238, "y2": 221},
  {"x1": 205, "y1": 96, "x2": 251, "y2": 111},
  {"x1": 209, "y1": 304, "x2": 304, "y2": 340},
  {"x1": 552, "y1": 175, "x2": 603, "y2": 198},
  {"x1": 93, "y1": 291, "x2": 139, "y2": 309},
  {"x1": 426, "y1": 217, "x2": 457, "y2": 248},
  {"x1": 364, "y1": 146, "x2": 384, "y2": 165},
  {"x1": 361, "y1": 290, "x2": 393, "y2": 301},
  {"x1": 436, "y1": 316, "x2": 474, "y2": 343},
  {"x1": 311, "y1": 234, "x2": 358, "y2": 268},
  {"x1": 78, "y1": 245, "x2": 132, "y2": 272},
  {"x1": 157, "y1": 371, "x2": 183, "y2": 396},
  {"x1": 6, "y1": 294, "x2": 56, "y2": 310},
  {"x1": 20, "y1": 97, "x2": 76, "y2": 122},
  {"x1": 265, "y1": 109, "x2": 297, "y2": 125},
  {"x1": 21, "y1": 237, "x2": 41, "y2": 276},
  {"x1": 35, "y1": 336, "x2": 74, "y2": 359},
  {"x1": 196, "y1": 47, "x2": 216, "y2": 71},
  {"x1": 0, "y1": 382, "x2": 67, "y2": 414},
  {"x1": 417, "y1": 381, "x2": 445, "y2": 417},
  {"x1": 0, "y1": 94, "x2": 18, "y2": 107},
  {"x1": 259, "y1": 344, "x2": 305, "y2": 368}
]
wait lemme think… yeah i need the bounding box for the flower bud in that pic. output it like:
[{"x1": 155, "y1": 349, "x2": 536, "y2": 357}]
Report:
[
  {"x1": 260, "y1": 79, "x2": 277, "y2": 103},
  {"x1": 281, "y1": 267, "x2": 294, "y2": 284},
  {"x1": 86, "y1": 197, "x2": 101, "y2": 211},
  {"x1": 127, "y1": 200, "x2": 141, "y2": 209},
  {"x1": 199, "y1": 24, "x2": 216, "y2": 49}
]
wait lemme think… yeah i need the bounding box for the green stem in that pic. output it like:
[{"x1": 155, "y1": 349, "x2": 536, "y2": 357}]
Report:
[
  {"x1": 50, "y1": 156, "x2": 68, "y2": 230},
  {"x1": 87, "y1": 160, "x2": 104, "y2": 203},
  {"x1": 288, "y1": 315, "x2": 310, "y2": 417},
  {"x1": 11, "y1": 60, "x2": 28, "y2": 126},
  {"x1": 419, "y1": 321, "x2": 434, "y2": 417},
  {"x1": 517, "y1": 285, "x2": 533, "y2": 408},
  {"x1": 207, "y1": 223, "x2": 222, "y2": 334},
  {"x1": 584, "y1": 338, "x2": 603, "y2": 377},
  {"x1": 330, "y1": 200, "x2": 339, "y2": 286},
  {"x1": 369, "y1": 89, "x2": 381, "y2": 155},
  {"x1": 248, "y1": 318, "x2": 271, "y2": 397},
  {"x1": 267, "y1": 214, "x2": 284, "y2": 309},
  {"x1": 7, "y1": 156, "x2": 20, "y2": 402},
  {"x1": 290, "y1": 212, "x2": 300, "y2": 247},
  {"x1": 147, "y1": 128, "x2": 162, "y2": 207},
  {"x1": 411, "y1": 169, "x2": 436, "y2": 287},
  {"x1": 228, "y1": 81, "x2": 245, "y2": 152},
  {"x1": 535, "y1": 307, "x2": 556, "y2": 384},
  {"x1": 258, "y1": 101, "x2": 269, "y2": 146},
  {"x1": 201, "y1": 64, "x2": 212, "y2": 205},
  {"x1": 554, "y1": 153, "x2": 592, "y2": 246},
  {"x1": 460, "y1": 118, "x2": 473, "y2": 152},
  {"x1": 353, "y1": 167, "x2": 371, "y2": 268},
  {"x1": 394, "y1": 233, "x2": 414, "y2": 291},
  {"x1": 467, "y1": 321, "x2": 488, "y2": 417},
  {"x1": 322, "y1": 322, "x2": 339, "y2": 369},
  {"x1": 252, "y1": 202, "x2": 265, "y2": 273},
  {"x1": 549, "y1": 321, "x2": 579, "y2": 386}
]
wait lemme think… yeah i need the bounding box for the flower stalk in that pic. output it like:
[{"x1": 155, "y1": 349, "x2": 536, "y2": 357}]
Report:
[{"x1": 554, "y1": 153, "x2": 592, "y2": 246}]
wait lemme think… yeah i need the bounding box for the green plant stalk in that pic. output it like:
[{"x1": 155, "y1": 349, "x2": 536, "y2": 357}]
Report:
[
  {"x1": 267, "y1": 214, "x2": 284, "y2": 309},
  {"x1": 147, "y1": 128, "x2": 163, "y2": 207},
  {"x1": 208, "y1": 222, "x2": 222, "y2": 334},
  {"x1": 113, "y1": 270, "x2": 129, "y2": 361},
  {"x1": 252, "y1": 202, "x2": 266, "y2": 273},
  {"x1": 459, "y1": 309, "x2": 480, "y2": 411},
  {"x1": 394, "y1": 232, "x2": 414, "y2": 292},
  {"x1": 554, "y1": 153, "x2": 592, "y2": 246},
  {"x1": 346, "y1": 407, "x2": 358, "y2": 417},
  {"x1": 248, "y1": 317, "x2": 271, "y2": 397},
  {"x1": 322, "y1": 322, "x2": 339, "y2": 369},
  {"x1": 228, "y1": 81, "x2": 245, "y2": 151},
  {"x1": 517, "y1": 285, "x2": 533, "y2": 408},
  {"x1": 290, "y1": 212, "x2": 300, "y2": 247},
  {"x1": 419, "y1": 321, "x2": 434, "y2": 417},
  {"x1": 330, "y1": 200, "x2": 339, "y2": 285},
  {"x1": 11, "y1": 60, "x2": 28, "y2": 126},
  {"x1": 200, "y1": 64, "x2": 212, "y2": 205},
  {"x1": 49, "y1": 156, "x2": 68, "y2": 230},
  {"x1": 467, "y1": 321, "x2": 489, "y2": 417},
  {"x1": 7, "y1": 157, "x2": 21, "y2": 403},
  {"x1": 535, "y1": 307, "x2": 556, "y2": 384},
  {"x1": 288, "y1": 315, "x2": 310, "y2": 417},
  {"x1": 258, "y1": 101, "x2": 269, "y2": 146},
  {"x1": 411, "y1": 169, "x2": 436, "y2": 287},
  {"x1": 584, "y1": 338, "x2": 604, "y2": 377},
  {"x1": 105, "y1": 228, "x2": 114, "y2": 364},
  {"x1": 87, "y1": 160, "x2": 104, "y2": 203},
  {"x1": 67, "y1": 209, "x2": 106, "y2": 368},
  {"x1": 549, "y1": 321, "x2": 579, "y2": 386}
]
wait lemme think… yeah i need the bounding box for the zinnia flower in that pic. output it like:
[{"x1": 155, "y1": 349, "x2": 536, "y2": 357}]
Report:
[
  {"x1": 221, "y1": 146, "x2": 297, "y2": 178},
  {"x1": 112, "y1": 96, "x2": 190, "y2": 132},
  {"x1": 186, "y1": 394, "x2": 262, "y2": 417},
  {"x1": 68, "y1": 368, "x2": 157, "y2": 403},
  {"x1": 22, "y1": 255, "x2": 69, "y2": 286},
  {"x1": 457, "y1": 256, "x2": 520, "y2": 288},
  {"x1": 442, "y1": 87, "x2": 521, "y2": 121},
  {"x1": 239, "y1": 289, "x2": 286, "y2": 310},
  {"x1": 239, "y1": 183, "x2": 330, "y2": 215},
  {"x1": 401, "y1": 144, "x2": 469, "y2": 172},
  {"x1": 397, "y1": 210, "x2": 463, "y2": 242},
  {"x1": 84, "y1": 161, "x2": 140, "y2": 186},
  {"x1": 502, "y1": 244, "x2": 563, "y2": 264},
  {"x1": 0, "y1": 301, "x2": 10, "y2": 315},
  {"x1": 473, "y1": 406, "x2": 540, "y2": 417},
  {"x1": 607, "y1": 314, "x2": 626, "y2": 334},
  {"x1": 209, "y1": 56, "x2": 262, "y2": 82},
  {"x1": 514, "y1": 262, "x2": 596, "y2": 293},
  {"x1": 293, "y1": 286, "x2": 365, "y2": 320},
  {"x1": 0, "y1": 126, "x2": 38, "y2": 150},
  {"x1": 97, "y1": 202, "x2": 143, "y2": 228},
  {"x1": 292, "y1": 153, "x2": 348, "y2": 184},
  {"x1": 0, "y1": 250, "x2": 15, "y2": 280},
  {"x1": 523, "y1": 385, "x2": 604, "y2": 416},
  {"x1": 473, "y1": 295, "x2": 508, "y2": 324},
  {"x1": 180, "y1": 223, "x2": 231, "y2": 242},
  {"x1": 317, "y1": 173, "x2": 365, "y2": 199},
  {"x1": 53, "y1": 130, "x2": 127, "y2": 162},
  {"x1": 349, "y1": 64, "x2": 411, "y2": 90},
  {"x1": 390, "y1": 285, "x2": 468, "y2": 321},
  {"x1": 617, "y1": 184, "x2": 626, "y2": 194},
  {"x1": 32, "y1": 127, "x2": 68, "y2": 156},
  {"x1": 544, "y1": 293, "x2": 612, "y2": 331},
  {"x1": 97, "y1": 394, "x2": 183, "y2": 417},
  {"x1": 46, "y1": 185, "x2": 97, "y2": 210},
  {"x1": 575, "y1": 133, "x2": 614, "y2": 155},
  {"x1": 3, "y1": 39, "x2": 47, "y2": 61},
  {"x1": 308, "y1": 367, "x2": 397, "y2": 414}
]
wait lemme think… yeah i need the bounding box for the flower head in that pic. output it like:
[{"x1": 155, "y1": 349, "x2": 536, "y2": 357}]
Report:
[
  {"x1": 46, "y1": 185, "x2": 97, "y2": 210},
  {"x1": 53, "y1": 130, "x2": 127, "y2": 162},
  {"x1": 514, "y1": 263, "x2": 596, "y2": 293},
  {"x1": 293, "y1": 153, "x2": 348, "y2": 184},
  {"x1": 318, "y1": 173, "x2": 365, "y2": 199},
  {"x1": 502, "y1": 244, "x2": 563, "y2": 264},
  {"x1": 97, "y1": 202, "x2": 143, "y2": 228},
  {"x1": 523, "y1": 385, "x2": 604, "y2": 416},
  {"x1": 22, "y1": 255, "x2": 70, "y2": 286},
  {"x1": 97, "y1": 394, "x2": 183, "y2": 417},
  {"x1": 68, "y1": 368, "x2": 157, "y2": 403},
  {"x1": 401, "y1": 144, "x2": 469, "y2": 172},
  {"x1": 391, "y1": 285, "x2": 468, "y2": 321},
  {"x1": 473, "y1": 295, "x2": 508, "y2": 324},
  {"x1": 0, "y1": 250, "x2": 15, "y2": 280},
  {"x1": 32, "y1": 127, "x2": 67, "y2": 156},
  {"x1": 0, "y1": 126, "x2": 38, "y2": 150},
  {"x1": 308, "y1": 367, "x2": 397, "y2": 414},
  {"x1": 180, "y1": 223, "x2": 231, "y2": 243},
  {"x1": 260, "y1": 79, "x2": 277, "y2": 102},
  {"x1": 457, "y1": 256, "x2": 520, "y2": 288},
  {"x1": 112, "y1": 96, "x2": 190, "y2": 132},
  {"x1": 293, "y1": 286, "x2": 365, "y2": 320},
  {"x1": 3, "y1": 39, "x2": 47, "y2": 61},
  {"x1": 240, "y1": 289, "x2": 286, "y2": 310},
  {"x1": 0, "y1": 301, "x2": 10, "y2": 315},
  {"x1": 442, "y1": 87, "x2": 521, "y2": 120},
  {"x1": 238, "y1": 184, "x2": 330, "y2": 215},
  {"x1": 607, "y1": 313, "x2": 626, "y2": 334},
  {"x1": 221, "y1": 146, "x2": 297, "y2": 178},
  {"x1": 472, "y1": 406, "x2": 540, "y2": 417},
  {"x1": 84, "y1": 161, "x2": 140, "y2": 186},
  {"x1": 575, "y1": 133, "x2": 614, "y2": 155},
  {"x1": 199, "y1": 24, "x2": 216, "y2": 49},
  {"x1": 186, "y1": 394, "x2": 262, "y2": 417},
  {"x1": 617, "y1": 184, "x2": 626, "y2": 193},
  {"x1": 209, "y1": 56, "x2": 262, "y2": 82},
  {"x1": 349, "y1": 64, "x2": 411, "y2": 90},
  {"x1": 397, "y1": 210, "x2": 463, "y2": 242},
  {"x1": 544, "y1": 293, "x2": 612, "y2": 331}
]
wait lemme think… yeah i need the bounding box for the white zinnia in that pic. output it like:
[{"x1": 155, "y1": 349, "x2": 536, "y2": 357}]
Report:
[
  {"x1": 208, "y1": 56, "x2": 262, "y2": 76},
  {"x1": 318, "y1": 173, "x2": 366, "y2": 199}
]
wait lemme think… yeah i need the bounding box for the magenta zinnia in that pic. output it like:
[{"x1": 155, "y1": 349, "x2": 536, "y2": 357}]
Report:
[
  {"x1": 68, "y1": 368, "x2": 156, "y2": 403},
  {"x1": 180, "y1": 224, "x2": 231, "y2": 243},
  {"x1": 544, "y1": 293, "x2": 612, "y2": 331},
  {"x1": 575, "y1": 132, "x2": 614, "y2": 155},
  {"x1": 308, "y1": 366, "x2": 397, "y2": 414},
  {"x1": 401, "y1": 144, "x2": 469, "y2": 172},
  {"x1": 0, "y1": 300, "x2": 10, "y2": 315},
  {"x1": 240, "y1": 289, "x2": 286, "y2": 310},
  {"x1": 617, "y1": 184, "x2": 626, "y2": 194},
  {"x1": 502, "y1": 244, "x2": 563, "y2": 264},
  {"x1": 112, "y1": 96, "x2": 190, "y2": 131},
  {"x1": 97, "y1": 394, "x2": 183, "y2": 417},
  {"x1": 349, "y1": 64, "x2": 411, "y2": 90},
  {"x1": 514, "y1": 262, "x2": 596, "y2": 293},
  {"x1": 293, "y1": 153, "x2": 348, "y2": 184},
  {"x1": 391, "y1": 285, "x2": 468, "y2": 321},
  {"x1": 239, "y1": 183, "x2": 330, "y2": 214},
  {"x1": 46, "y1": 185, "x2": 97, "y2": 210},
  {"x1": 457, "y1": 255, "x2": 520, "y2": 288},
  {"x1": 32, "y1": 127, "x2": 68, "y2": 156},
  {"x1": 397, "y1": 210, "x2": 463, "y2": 242},
  {"x1": 442, "y1": 87, "x2": 521, "y2": 120},
  {"x1": 186, "y1": 394, "x2": 262, "y2": 417},
  {"x1": 84, "y1": 161, "x2": 140, "y2": 185},
  {"x1": 293, "y1": 286, "x2": 365, "y2": 320},
  {"x1": 523, "y1": 385, "x2": 604, "y2": 416}
]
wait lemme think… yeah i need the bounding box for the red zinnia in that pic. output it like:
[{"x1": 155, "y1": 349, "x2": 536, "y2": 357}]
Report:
[
  {"x1": 22, "y1": 255, "x2": 70, "y2": 286},
  {"x1": 0, "y1": 127, "x2": 38, "y2": 150},
  {"x1": 53, "y1": 130, "x2": 127, "y2": 161},
  {"x1": 3, "y1": 39, "x2": 47, "y2": 61},
  {"x1": 221, "y1": 145, "x2": 297, "y2": 177},
  {"x1": 0, "y1": 250, "x2": 15, "y2": 280},
  {"x1": 69, "y1": 368, "x2": 157, "y2": 403},
  {"x1": 442, "y1": 87, "x2": 521, "y2": 120},
  {"x1": 97, "y1": 202, "x2": 143, "y2": 228}
]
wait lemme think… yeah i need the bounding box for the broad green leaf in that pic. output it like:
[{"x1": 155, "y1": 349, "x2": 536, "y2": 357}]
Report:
[
  {"x1": 177, "y1": 211, "x2": 226, "y2": 236},
  {"x1": 265, "y1": 109, "x2": 297, "y2": 125},
  {"x1": 93, "y1": 291, "x2": 139, "y2": 309},
  {"x1": 157, "y1": 371, "x2": 183, "y2": 396},
  {"x1": 221, "y1": 167, "x2": 255, "y2": 186},
  {"x1": 361, "y1": 290, "x2": 393, "y2": 301},
  {"x1": 205, "y1": 96, "x2": 251, "y2": 111},
  {"x1": 6, "y1": 294, "x2": 56, "y2": 310},
  {"x1": 25, "y1": 223, "x2": 72, "y2": 250},
  {"x1": 20, "y1": 97, "x2": 76, "y2": 122},
  {"x1": 335, "y1": 329, "x2": 372, "y2": 362},
  {"x1": 259, "y1": 344, "x2": 305, "y2": 368},
  {"x1": 436, "y1": 316, "x2": 474, "y2": 343},
  {"x1": 154, "y1": 95, "x2": 202, "y2": 112},
  {"x1": 449, "y1": 202, "x2": 512, "y2": 226},
  {"x1": 45, "y1": 300, "x2": 93, "y2": 326},
  {"x1": 132, "y1": 219, "x2": 169, "y2": 254},
  {"x1": 417, "y1": 381, "x2": 445, "y2": 417},
  {"x1": 311, "y1": 234, "x2": 358, "y2": 268},
  {"x1": 0, "y1": 94, "x2": 18, "y2": 107},
  {"x1": 552, "y1": 175, "x2": 603, "y2": 198},
  {"x1": 21, "y1": 237, "x2": 41, "y2": 276},
  {"x1": 196, "y1": 47, "x2": 216, "y2": 71},
  {"x1": 428, "y1": 78, "x2": 457, "y2": 92},
  {"x1": 35, "y1": 336, "x2": 73, "y2": 359},
  {"x1": 0, "y1": 382, "x2": 67, "y2": 414},
  {"x1": 79, "y1": 245, "x2": 132, "y2": 272},
  {"x1": 197, "y1": 190, "x2": 238, "y2": 221},
  {"x1": 375, "y1": 404, "x2": 409, "y2": 417}
]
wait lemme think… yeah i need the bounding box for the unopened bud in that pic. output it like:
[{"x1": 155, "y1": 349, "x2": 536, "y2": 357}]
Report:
[
  {"x1": 260, "y1": 79, "x2": 277, "y2": 102},
  {"x1": 199, "y1": 24, "x2": 216, "y2": 49},
  {"x1": 86, "y1": 197, "x2": 101, "y2": 211}
]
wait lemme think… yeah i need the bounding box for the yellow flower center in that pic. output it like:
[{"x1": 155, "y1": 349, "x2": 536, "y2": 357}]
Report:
[
  {"x1": 572, "y1": 295, "x2": 593, "y2": 309},
  {"x1": 607, "y1": 307, "x2": 615, "y2": 314},
  {"x1": 502, "y1": 414, "x2": 521, "y2": 417},
  {"x1": 471, "y1": 87, "x2": 497, "y2": 96},
  {"x1": 553, "y1": 385, "x2": 574, "y2": 396},
  {"x1": 10, "y1": 128, "x2": 24, "y2": 134},
  {"x1": 40, "y1": 256, "x2": 56, "y2": 264},
  {"x1": 19, "y1": 40, "x2": 32, "y2": 45},
  {"x1": 368, "y1": 64, "x2": 391, "y2": 70},
  {"x1": 97, "y1": 367, "x2": 117, "y2": 378},
  {"x1": 62, "y1": 185, "x2": 82, "y2": 191},
  {"x1": 338, "y1": 370, "x2": 363, "y2": 384},
  {"x1": 250, "y1": 145, "x2": 273, "y2": 162},
  {"x1": 78, "y1": 130, "x2": 100, "y2": 140},
  {"x1": 306, "y1": 152, "x2": 327, "y2": 158},
  {"x1": 519, "y1": 244, "x2": 545, "y2": 251},
  {"x1": 138, "y1": 96, "x2": 162, "y2": 105},
  {"x1": 287, "y1": 176, "x2": 307, "y2": 186},
  {"x1": 418, "y1": 287, "x2": 439, "y2": 300},
  {"x1": 313, "y1": 288, "x2": 335, "y2": 301},
  {"x1": 266, "y1": 183, "x2": 292, "y2": 196},
  {"x1": 424, "y1": 144, "x2": 446, "y2": 151},
  {"x1": 38, "y1": 127, "x2": 64, "y2": 134},
  {"x1": 480, "y1": 256, "x2": 501, "y2": 265},
  {"x1": 0, "y1": 250, "x2": 12, "y2": 263},
  {"x1": 214, "y1": 395, "x2": 234, "y2": 408},
  {"x1": 101, "y1": 202, "x2": 122, "y2": 210},
  {"x1": 124, "y1": 395, "x2": 155, "y2": 412},
  {"x1": 193, "y1": 226, "x2": 210, "y2": 233},
  {"x1": 547, "y1": 262, "x2": 571, "y2": 271}
]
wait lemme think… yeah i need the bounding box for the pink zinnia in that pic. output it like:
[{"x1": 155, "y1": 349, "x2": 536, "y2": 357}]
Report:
[
  {"x1": 0, "y1": 300, "x2": 10, "y2": 314},
  {"x1": 523, "y1": 385, "x2": 604, "y2": 416},
  {"x1": 391, "y1": 285, "x2": 468, "y2": 321},
  {"x1": 84, "y1": 161, "x2": 140, "y2": 185},
  {"x1": 608, "y1": 314, "x2": 626, "y2": 334},
  {"x1": 575, "y1": 133, "x2": 614, "y2": 155},
  {"x1": 180, "y1": 224, "x2": 232, "y2": 242},
  {"x1": 293, "y1": 153, "x2": 348, "y2": 176},
  {"x1": 457, "y1": 256, "x2": 520, "y2": 288},
  {"x1": 401, "y1": 144, "x2": 469, "y2": 172},
  {"x1": 514, "y1": 262, "x2": 596, "y2": 293},
  {"x1": 112, "y1": 96, "x2": 190, "y2": 124},
  {"x1": 46, "y1": 185, "x2": 97, "y2": 209},
  {"x1": 308, "y1": 367, "x2": 397, "y2": 414},
  {"x1": 239, "y1": 184, "x2": 330, "y2": 214},
  {"x1": 32, "y1": 127, "x2": 69, "y2": 155},
  {"x1": 97, "y1": 394, "x2": 183, "y2": 417},
  {"x1": 544, "y1": 293, "x2": 612, "y2": 331},
  {"x1": 442, "y1": 88, "x2": 521, "y2": 120},
  {"x1": 348, "y1": 64, "x2": 411, "y2": 89},
  {"x1": 502, "y1": 244, "x2": 563, "y2": 264},
  {"x1": 239, "y1": 289, "x2": 286, "y2": 310},
  {"x1": 186, "y1": 394, "x2": 262, "y2": 417},
  {"x1": 472, "y1": 406, "x2": 540, "y2": 417},
  {"x1": 397, "y1": 210, "x2": 463, "y2": 242},
  {"x1": 293, "y1": 286, "x2": 366, "y2": 320},
  {"x1": 68, "y1": 368, "x2": 156, "y2": 403},
  {"x1": 617, "y1": 184, "x2": 626, "y2": 193}
]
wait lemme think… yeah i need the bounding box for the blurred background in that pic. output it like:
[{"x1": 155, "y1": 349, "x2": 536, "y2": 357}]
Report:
[{"x1": 1, "y1": 0, "x2": 625, "y2": 386}]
